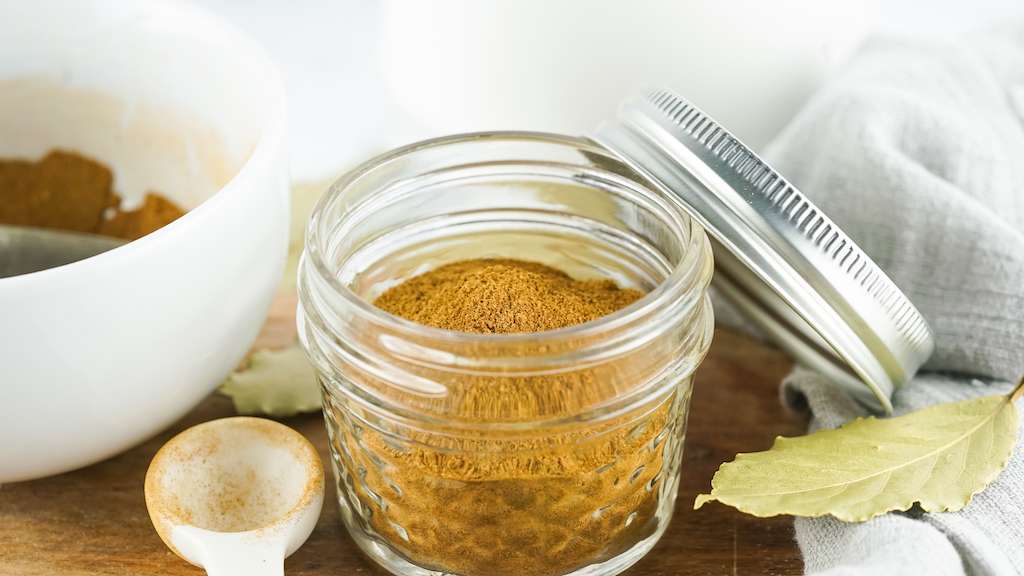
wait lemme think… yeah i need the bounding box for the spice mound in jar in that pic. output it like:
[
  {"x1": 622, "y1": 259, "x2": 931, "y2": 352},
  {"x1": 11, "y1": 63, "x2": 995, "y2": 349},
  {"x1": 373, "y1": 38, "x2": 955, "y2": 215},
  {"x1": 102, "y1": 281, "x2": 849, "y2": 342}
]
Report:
[{"x1": 328, "y1": 258, "x2": 684, "y2": 575}]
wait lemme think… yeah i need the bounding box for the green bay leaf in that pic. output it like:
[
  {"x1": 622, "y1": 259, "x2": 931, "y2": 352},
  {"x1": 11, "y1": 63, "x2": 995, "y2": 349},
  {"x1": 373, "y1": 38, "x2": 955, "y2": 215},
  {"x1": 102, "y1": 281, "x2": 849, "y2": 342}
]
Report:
[
  {"x1": 219, "y1": 344, "x2": 321, "y2": 417},
  {"x1": 694, "y1": 381, "x2": 1023, "y2": 521}
]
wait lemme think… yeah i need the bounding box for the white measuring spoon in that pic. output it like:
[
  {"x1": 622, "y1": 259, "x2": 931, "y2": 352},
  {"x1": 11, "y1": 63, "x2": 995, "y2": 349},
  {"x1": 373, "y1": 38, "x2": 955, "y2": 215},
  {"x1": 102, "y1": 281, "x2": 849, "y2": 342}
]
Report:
[{"x1": 145, "y1": 417, "x2": 324, "y2": 576}]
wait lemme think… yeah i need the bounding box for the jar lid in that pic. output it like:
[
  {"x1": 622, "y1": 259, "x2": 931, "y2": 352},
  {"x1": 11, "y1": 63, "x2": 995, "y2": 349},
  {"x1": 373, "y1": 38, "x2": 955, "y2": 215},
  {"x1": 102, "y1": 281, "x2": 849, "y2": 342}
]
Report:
[{"x1": 592, "y1": 89, "x2": 934, "y2": 413}]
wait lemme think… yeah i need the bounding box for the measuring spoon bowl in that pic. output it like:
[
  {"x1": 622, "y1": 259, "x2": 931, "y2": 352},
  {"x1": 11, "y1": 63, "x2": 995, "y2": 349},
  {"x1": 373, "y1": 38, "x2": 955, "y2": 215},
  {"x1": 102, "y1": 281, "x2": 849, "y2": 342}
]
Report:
[{"x1": 145, "y1": 417, "x2": 324, "y2": 576}]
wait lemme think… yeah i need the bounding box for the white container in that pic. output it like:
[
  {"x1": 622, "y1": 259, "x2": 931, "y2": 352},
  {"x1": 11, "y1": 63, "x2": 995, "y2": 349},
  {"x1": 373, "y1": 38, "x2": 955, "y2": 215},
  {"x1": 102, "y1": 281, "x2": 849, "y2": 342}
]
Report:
[
  {"x1": 380, "y1": 0, "x2": 873, "y2": 150},
  {"x1": 0, "y1": 0, "x2": 288, "y2": 482}
]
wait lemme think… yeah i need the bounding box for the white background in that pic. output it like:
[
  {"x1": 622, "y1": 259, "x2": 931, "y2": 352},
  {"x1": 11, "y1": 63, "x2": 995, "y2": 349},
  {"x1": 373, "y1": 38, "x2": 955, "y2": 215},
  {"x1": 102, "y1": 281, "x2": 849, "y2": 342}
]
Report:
[{"x1": 200, "y1": 0, "x2": 1024, "y2": 183}]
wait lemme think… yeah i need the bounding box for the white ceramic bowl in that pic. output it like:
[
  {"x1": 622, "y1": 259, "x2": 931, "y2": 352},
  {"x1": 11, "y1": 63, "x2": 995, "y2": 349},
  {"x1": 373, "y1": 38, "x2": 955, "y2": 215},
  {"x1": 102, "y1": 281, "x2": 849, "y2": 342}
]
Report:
[{"x1": 0, "y1": 0, "x2": 288, "y2": 482}]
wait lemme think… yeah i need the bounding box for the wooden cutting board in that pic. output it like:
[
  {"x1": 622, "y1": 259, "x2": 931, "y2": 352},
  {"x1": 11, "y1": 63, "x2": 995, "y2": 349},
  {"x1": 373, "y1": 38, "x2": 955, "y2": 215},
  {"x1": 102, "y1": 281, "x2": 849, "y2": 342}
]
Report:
[{"x1": 0, "y1": 308, "x2": 807, "y2": 575}]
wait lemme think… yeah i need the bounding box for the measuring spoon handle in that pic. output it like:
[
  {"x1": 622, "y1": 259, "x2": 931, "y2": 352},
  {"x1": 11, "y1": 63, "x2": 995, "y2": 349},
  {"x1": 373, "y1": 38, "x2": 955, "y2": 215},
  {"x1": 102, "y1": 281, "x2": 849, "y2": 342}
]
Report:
[
  {"x1": 202, "y1": 544, "x2": 285, "y2": 576},
  {"x1": 170, "y1": 526, "x2": 286, "y2": 576}
]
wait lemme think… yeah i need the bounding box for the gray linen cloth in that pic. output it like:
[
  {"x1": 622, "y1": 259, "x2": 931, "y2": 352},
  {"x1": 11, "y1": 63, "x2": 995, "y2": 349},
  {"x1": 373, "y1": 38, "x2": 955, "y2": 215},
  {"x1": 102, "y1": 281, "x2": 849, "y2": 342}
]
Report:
[{"x1": 742, "y1": 24, "x2": 1024, "y2": 576}]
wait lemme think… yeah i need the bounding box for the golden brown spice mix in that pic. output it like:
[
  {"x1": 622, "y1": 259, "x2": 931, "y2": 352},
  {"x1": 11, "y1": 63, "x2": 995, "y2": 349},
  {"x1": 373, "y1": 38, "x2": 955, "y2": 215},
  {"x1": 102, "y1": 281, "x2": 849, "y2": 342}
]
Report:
[
  {"x1": 324, "y1": 259, "x2": 686, "y2": 575},
  {"x1": 0, "y1": 150, "x2": 185, "y2": 240}
]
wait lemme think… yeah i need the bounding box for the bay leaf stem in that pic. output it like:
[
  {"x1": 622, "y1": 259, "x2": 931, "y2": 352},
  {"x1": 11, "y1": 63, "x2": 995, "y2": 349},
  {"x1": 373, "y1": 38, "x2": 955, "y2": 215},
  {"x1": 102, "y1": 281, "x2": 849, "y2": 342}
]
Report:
[{"x1": 1011, "y1": 376, "x2": 1024, "y2": 403}]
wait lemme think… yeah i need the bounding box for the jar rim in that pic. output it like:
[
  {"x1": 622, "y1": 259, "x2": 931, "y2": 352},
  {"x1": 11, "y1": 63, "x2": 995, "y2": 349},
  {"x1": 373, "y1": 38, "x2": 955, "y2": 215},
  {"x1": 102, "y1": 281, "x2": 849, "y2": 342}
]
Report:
[{"x1": 303, "y1": 130, "x2": 712, "y2": 346}]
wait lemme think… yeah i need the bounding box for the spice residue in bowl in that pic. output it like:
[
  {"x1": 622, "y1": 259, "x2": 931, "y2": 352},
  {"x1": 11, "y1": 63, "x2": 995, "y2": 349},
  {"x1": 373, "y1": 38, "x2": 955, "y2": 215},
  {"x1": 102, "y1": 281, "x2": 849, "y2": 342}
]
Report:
[{"x1": 0, "y1": 150, "x2": 185, "y2": 240}]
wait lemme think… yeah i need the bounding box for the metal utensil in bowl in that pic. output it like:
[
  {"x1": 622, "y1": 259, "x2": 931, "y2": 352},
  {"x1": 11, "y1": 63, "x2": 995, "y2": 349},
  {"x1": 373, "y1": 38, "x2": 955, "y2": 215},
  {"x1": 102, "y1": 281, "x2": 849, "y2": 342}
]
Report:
[{"x1": 0, "y1": 225, "x2": 125, "y2": 278}]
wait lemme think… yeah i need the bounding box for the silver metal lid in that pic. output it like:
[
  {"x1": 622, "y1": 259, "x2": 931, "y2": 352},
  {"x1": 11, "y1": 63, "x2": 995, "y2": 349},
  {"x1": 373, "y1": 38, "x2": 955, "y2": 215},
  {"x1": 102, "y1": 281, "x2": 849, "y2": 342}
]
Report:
[{"x1": 592, "y1": 89, "x2": 934, "y2": 413}]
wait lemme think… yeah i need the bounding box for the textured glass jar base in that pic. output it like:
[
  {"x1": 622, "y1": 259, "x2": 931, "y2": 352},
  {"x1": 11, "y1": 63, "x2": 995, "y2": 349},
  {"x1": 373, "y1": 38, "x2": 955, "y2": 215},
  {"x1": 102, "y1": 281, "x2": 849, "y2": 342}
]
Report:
[
  {"x1": 321, "y1": 377, "x2": 694, "y2": 576},
  {"x1": 334, "y1": 471, "x2": 681, "y2": 576},
  {"x1": 320, "y1": 367, "x2": 696, "y2": 576},
  {"x1": 321, "y1": 375, "x2": 694, "y2": 576}
]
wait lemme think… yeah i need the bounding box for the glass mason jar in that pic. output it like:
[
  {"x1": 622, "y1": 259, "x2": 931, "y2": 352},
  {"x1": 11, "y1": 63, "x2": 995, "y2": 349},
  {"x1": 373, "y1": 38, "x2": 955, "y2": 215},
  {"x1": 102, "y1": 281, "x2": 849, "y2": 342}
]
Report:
[{"x1": 298, "y1": 132, "x2": 714, "y2": 576}]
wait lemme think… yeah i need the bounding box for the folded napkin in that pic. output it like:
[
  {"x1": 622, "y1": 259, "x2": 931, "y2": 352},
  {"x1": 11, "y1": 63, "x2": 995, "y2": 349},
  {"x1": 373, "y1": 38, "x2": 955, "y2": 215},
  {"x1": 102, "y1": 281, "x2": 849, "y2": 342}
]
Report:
[{"x1": 753, "y1": 23, "x2": 1024, "y2": 576}]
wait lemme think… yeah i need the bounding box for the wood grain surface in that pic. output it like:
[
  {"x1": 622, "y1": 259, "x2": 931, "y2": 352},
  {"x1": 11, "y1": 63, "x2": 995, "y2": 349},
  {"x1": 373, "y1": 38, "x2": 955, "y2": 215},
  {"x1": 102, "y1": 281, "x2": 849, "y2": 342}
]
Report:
[{"x1": 0, "y1": 326, "x2": 807, "y2": 576}]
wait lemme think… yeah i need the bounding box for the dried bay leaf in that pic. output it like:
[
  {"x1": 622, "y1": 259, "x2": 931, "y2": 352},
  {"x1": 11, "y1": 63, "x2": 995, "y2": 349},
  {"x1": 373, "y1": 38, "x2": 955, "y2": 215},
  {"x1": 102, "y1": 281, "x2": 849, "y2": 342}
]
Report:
[
  {"x1": 695, "y1": 380, "x2": 1024, "y2": 521},
  {"x1": 219, "y1": 344, "x2": 321, "y2": 417}
]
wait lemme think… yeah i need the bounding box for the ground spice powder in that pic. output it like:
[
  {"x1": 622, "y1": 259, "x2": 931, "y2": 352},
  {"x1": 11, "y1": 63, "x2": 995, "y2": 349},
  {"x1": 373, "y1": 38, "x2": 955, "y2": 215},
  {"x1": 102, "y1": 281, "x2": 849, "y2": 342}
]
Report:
[
  {"x1": 0, "y1": 150, "x2": 185, "y2": 240},
  {"x1": 374, "y1": 259, "x2": 644, "y2": 333},
  {"x1": 325, "y1": 259, "x2": 686, "y2": 575}
]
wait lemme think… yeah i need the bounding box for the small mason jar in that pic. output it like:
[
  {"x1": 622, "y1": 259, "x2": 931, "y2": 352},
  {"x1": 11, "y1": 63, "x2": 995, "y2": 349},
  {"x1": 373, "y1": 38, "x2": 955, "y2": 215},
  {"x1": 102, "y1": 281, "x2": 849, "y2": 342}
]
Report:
[{"x1": 298, "y1": 132, "x2": 714, "y2": 576}]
